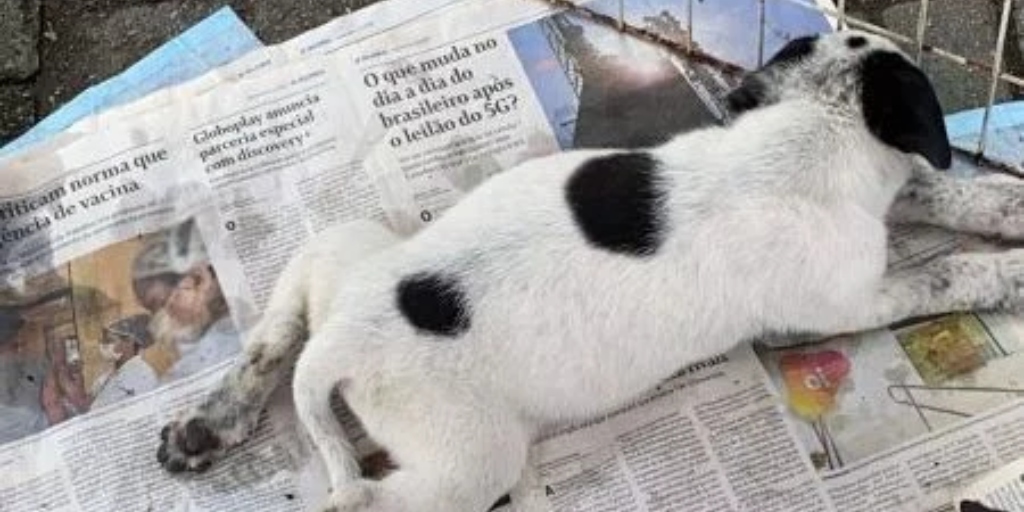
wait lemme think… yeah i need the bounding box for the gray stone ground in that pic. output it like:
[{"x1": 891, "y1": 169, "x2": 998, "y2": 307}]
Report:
[{"x1": 0, "y1": 0, "x2": 1023, "y2": 146}]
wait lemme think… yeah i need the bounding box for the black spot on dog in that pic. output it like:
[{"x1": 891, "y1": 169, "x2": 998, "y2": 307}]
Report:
[
  {"x1": 397, "y1": 273, "x2": 471, "y2": 337},
  {"x1": 960, "y1": 500, "x2": 1010, "y2": 512},
  {"x1": 846, "y1": 35, "x2": 867, "y2": 49},
  {"x1": 766, "y1": 34, "x2": 818, "y2": 66},
  {"x1": 566, "y1": 152, "x2": 666, "y2": 256}
]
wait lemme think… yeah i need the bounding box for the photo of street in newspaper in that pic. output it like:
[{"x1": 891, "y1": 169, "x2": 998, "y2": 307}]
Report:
[
  {"x1": 0, "y1": 218, "x2": 241, "y2": 446},
  {"x1": 506, "y1": 0, "x2": 834, "y2": 151},
  {"x1": 508, "y1": 0, "x2": 721, "y2": 150},
  {"x1": 757, "y1": 312, "x2": 1024, "y2": 473},
  {"x1": 661, "y1": 0, "x2": 832, "y2": 69}
]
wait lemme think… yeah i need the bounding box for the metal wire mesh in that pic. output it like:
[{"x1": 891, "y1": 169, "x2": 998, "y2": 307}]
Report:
[{"x1": 601, "y1": 0, "x2": 1024, "y2": 157}]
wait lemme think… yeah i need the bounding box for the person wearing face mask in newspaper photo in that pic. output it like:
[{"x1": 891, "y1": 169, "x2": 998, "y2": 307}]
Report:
[
  {"x1": 130, "y1": 220, "x2": 241, "y2": 384},
  {"x1": 0, "y1": 310, "x2": 48, "y2": 444},
  {"x1": 90, "y1": 314, "x2": 159, "y2": 409}
]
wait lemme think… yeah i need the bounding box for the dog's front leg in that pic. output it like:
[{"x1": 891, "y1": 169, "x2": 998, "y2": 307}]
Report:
[
  {"x1": 156, "y1": 305, "x2": 307, "y2": 473},
  {"x1": 774, "y1": 250, "x2": 1024, "y2": 343},
  {"x1": 157, "y1": 246, "x2": 316, "y2": 474},
  {"x1": 888, "y1": 166, "x2": 1024, "y2": 240}
]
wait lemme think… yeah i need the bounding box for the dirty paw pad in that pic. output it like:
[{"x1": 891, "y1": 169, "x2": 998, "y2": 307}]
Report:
[{"x1": 157, "y1": 418, "x2": 224, "y2": 473}]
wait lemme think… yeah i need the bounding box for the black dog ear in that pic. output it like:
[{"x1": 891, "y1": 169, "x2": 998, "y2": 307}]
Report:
[
  {"x1": 860, "y1": 51, "x2": 952, "y2": 169},
  {"x1": 726, "y1": 35, "x2": 818, "y2": 118},
  {"x1": 725, "y1": 76, "x2": 768, "y2": 116},
  {"x1": 765, "y1": 35, "x2": 818, "y2": 67}
]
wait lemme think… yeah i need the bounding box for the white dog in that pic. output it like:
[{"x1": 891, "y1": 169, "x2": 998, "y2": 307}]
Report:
[{"x1": 157, "y1": 31, "x2": 1024, "y2": 511}]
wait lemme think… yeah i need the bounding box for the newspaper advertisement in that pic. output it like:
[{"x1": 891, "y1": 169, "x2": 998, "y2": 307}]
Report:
[{"x1": 0, "y1": 0, "x2": 1021, "y2": 511}]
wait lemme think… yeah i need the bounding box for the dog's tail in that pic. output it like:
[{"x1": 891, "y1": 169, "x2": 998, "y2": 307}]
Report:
[{"x1": 293, "y1": 344, "x2": 364, "y2": 492}]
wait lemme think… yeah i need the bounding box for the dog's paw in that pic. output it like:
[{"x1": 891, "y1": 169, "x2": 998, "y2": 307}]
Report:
[
  {"x1": 156, "y1": 392, "x2": 262, "y2": 474},
  {"x1": 157, "y1": 416, "x2": 229, "y2": 473}
]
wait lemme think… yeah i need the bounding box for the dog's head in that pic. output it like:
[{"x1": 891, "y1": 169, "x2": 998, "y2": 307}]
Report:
[{"x1": 725, "y1": 31, "x2": 952, "y2": 170}]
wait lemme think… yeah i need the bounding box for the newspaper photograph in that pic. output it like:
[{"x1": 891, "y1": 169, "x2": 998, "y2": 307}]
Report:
[
  {"x1": 0, "y1": 218, "x2": 242, "y2": 446},
  {"x1": 757, "y1": 312, "x2": 1024, "y2": 473}
]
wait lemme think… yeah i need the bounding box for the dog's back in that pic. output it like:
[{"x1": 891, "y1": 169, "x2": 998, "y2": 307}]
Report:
[{"x1": 322, "y1": 94, "x2": 897, "y2": 427}]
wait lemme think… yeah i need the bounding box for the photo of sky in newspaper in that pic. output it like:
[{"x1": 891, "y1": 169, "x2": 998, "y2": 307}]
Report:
[
  {"x1": 506, "y1": 0, "x2": 832, "y2": 151},
  {"x1": 0, "y1": 218, "x2": 241, "y2": 446},
  {"x1": 757, "y1": 313, "x2": 1024, "y2": 473}
]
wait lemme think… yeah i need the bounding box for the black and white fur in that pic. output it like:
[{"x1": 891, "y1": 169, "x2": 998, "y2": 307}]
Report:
[{"x1": 157, "y1": 31, "x2": 1024, "y2": 511}]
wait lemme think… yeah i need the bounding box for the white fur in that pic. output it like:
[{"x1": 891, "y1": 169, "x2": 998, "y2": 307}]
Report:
[{"x1": 158, "y1": 31, "x2": 1024, "y2": 512}]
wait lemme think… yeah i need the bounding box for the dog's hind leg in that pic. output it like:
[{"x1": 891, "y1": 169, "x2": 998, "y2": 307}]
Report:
[
  {"x1": 372, "y1": 403, "x2": 530, "y2": 512},
  {"x1": 889, "y1": 166, "x2": 1024, "y2": 240},
  {"x1": 299, "y1": 355, "x2": 532, "y2": 512},
  {"x1": 157, "y1": 220, "x2": 399, "y2": 474}
]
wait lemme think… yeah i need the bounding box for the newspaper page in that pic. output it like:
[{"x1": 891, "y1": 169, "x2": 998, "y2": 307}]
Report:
[
  {"x1": 52, "y1": 0, "x2": 481, "y2": 138},
  {"x1": 956, "y1": 456, "x2": 1024, "y2": 512},
  {"x1": 0, "y1": 0, "x2": 745, "y2": 509},
  {"x1": 518, "y1": 175, "x2": 1024, "y2": 512},
  {"x1": 0, "y1": 123, "x2": 289, "y2": 510}
]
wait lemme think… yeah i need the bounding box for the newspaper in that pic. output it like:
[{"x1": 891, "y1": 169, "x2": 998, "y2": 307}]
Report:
[
  {"x1": 0, "y1": 0, "x2": 1022, "y2": 511},
  {"x1": 956, "y1": 456, "x2": 1024, "y2": 511}
]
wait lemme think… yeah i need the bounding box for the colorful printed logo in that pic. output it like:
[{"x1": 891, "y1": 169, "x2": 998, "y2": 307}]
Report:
[{"x1": 779, "y1": 350, "x2": 851, "y2": 420}]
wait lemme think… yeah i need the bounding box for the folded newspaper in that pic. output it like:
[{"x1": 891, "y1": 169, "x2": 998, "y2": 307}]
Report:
[{"x1": 1, "y1": 0, "x2": 1023, "y2": 511}]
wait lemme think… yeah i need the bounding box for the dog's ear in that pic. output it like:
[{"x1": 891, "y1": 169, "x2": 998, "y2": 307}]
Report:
[
  {"x1": 725, "y1": 76, "x2": 768, "y2": 116},
  {"x1": 726, "y1": 35, "x2": 818, "y2": 117},
  {"x1": 765, "y1": 35, "x2": 818, "y2": 67},
  {"x1": 860, "y1": 51, "x2": 952, "y2": 169}
]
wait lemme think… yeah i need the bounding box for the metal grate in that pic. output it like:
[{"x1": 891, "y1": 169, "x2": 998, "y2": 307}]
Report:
[{"x1": 595, "y1": 0, "x2": 1024, "y2": 157}]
